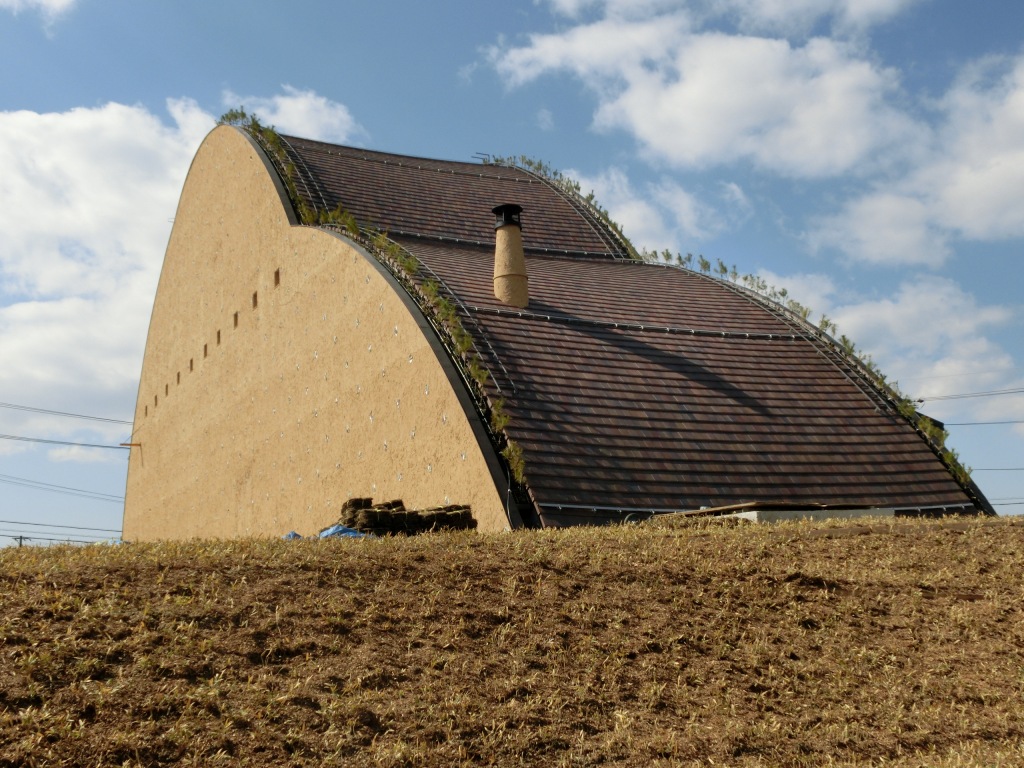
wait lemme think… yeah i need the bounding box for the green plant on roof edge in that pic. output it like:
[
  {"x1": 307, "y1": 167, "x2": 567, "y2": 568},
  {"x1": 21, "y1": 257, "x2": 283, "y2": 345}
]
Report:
[{"x1": 486, "y1": 155, "x2": 641, "y2": 261}]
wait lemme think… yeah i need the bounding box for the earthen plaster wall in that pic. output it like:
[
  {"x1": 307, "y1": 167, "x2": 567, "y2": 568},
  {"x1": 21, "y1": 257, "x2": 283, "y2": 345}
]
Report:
[{"x1": 123, "y1": 126, "x2": 510, "y2": 540}]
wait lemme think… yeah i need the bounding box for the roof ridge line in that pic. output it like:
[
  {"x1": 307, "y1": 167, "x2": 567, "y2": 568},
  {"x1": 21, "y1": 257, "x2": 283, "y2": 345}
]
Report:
[
  {"x1": 468, "y1": 304, "x2": 798, "y2": 341},
  {"x1": 389, "y1": 231, "x2": 629, "y2": 259},
  {"x1": 281, "y1": 135, "x2": 544, "y2": 183}
]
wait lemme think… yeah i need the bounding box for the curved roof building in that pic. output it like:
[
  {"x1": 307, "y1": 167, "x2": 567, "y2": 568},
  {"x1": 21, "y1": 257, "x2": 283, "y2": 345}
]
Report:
[{"x1": 122, "y1": 125, "x2": 992, "y2": 539}]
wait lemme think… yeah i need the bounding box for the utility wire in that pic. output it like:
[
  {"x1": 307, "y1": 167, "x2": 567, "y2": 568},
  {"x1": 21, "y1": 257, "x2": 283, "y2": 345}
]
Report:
[
  {"x1": 0, "y1": 527, "x2": 110, "y2": 540},
  {"x1": 921, "y1": 386, "x2": 1024, "y2": 402},
  {"x1": 0, "y1": 434, "x2": 129, "y2": 450},
  {"x1": 973, "y1": 467, "x2": 1024, "y2": 471},
  {"x1": 946, "y1": 420, "x2": 1024, "y2": 425},
  {"x1": 0, "y1": 518, "x2": 122, "y2": 534},
  {"x1": 4, "y1": 533, "x2": 104, "y2": 545},
  {"x1": 0, "y1": 401, "x2": 132, "y2": 425},
  {"x1": 901, "y1": 368, "x2": 1015, "y2": 382},
  {"x1": 0, "y1": 473, "x2": 124, "y2": 503}
]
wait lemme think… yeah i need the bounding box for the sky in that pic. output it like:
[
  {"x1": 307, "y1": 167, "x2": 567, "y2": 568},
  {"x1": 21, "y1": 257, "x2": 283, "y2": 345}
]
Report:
[{"x1": 1, "y1": 0, "x2": 1022, "y2": 544}]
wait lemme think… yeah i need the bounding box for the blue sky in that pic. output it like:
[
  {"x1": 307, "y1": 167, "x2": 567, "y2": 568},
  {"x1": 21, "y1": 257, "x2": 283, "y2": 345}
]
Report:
[{"x1": 1, "y1": 0, "x2": 1022, "y2": 542}]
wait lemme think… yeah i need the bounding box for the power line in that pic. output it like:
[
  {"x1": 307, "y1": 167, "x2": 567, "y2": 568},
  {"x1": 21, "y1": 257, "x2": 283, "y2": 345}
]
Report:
[
  {"x1": 921, "y1": 386, "x2": 1024, "y2": 402},
  {"x1": 947, "y1": 420, "x2": 1024, "y2": 425},
  {"x1": 0, "y1": 401, "x2": 132, "y2": 425},
  {"x1": 0, "y1": 527, "x2": 110, "y2": 540},
  {"x1": 0, "y1": 472, "x2": 124, "y2": 504},
  {"x1": 3, "y1": 533, "x2": 105, "y2": 545},
  {"x1": 0, "y1": 434, "x2": 129, "y2": 450},
  {"x1": 901, "y1": 368, "x2": 1016, "y2": 382},
  {"x1": 0, "y1": 518, "x2": 122, "y2": 534},
  {"x1": 973, "y1": 467, "x2": 1024, "y2": 471}
]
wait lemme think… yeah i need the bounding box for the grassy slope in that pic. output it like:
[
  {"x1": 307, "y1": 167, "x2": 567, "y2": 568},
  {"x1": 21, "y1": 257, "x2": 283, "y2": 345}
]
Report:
[{"x1": 2, "y1": 517, "x2": 1023, "y2": 767}]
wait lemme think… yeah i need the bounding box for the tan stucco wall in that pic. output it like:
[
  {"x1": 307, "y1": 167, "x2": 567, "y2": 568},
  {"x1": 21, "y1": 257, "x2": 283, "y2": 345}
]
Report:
[
  {"x1": 123, "y1": 126, "x2": 511, "y2": 540},
  {"x1": 493, "y1": 225, "x2": 528, "y2": 308}
]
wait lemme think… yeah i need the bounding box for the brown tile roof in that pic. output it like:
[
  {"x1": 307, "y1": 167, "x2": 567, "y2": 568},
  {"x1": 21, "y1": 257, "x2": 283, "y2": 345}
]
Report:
[
  {"x1": 278, "y1": 135, "x2": 993, "y2": 525},
  {"x1": 280, "y1": 135, "x2": 629, "y2": 258}
]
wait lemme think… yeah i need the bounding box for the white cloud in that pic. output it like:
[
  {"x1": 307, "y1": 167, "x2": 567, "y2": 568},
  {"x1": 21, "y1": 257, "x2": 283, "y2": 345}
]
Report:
[
  {"x1": 0, "y1": 99, "x2": 213, "y2": 458},
  {"x1": 491, "y1": 14, "x2": 688, "y2": 87},
  {"x1": 510, "y1": 3, "x2": 1024, "y2": 267},
  {"x1": 574, "y1": 168, "x2": 678, "y2": 249},
  {"x1": 536, "y1": 108, "x2": 554, "y2": 131},
  {"x1": 0, "y1": 98, "x2": 211, "y2": 299},
  {"x1": 707, "y1": 0, "x2": 921, "y2": 35},
  {"x1": 808, "y1": 54, "x2": 1024, "y2": 265},
  {"x1": 569, "y1": 166, "x2": 728, "y2": 250},
  {"x1": 48, "y1": 445, "x2": 118, "y2": 463},
  {"x1": 831, "y1": 276, "x2": 1010, "y2": 363},
  {"x1": 543, "y1": 0, "x2": 684, "y2": 21},
  {"x1": 755, "y1": 269, "x2": 837, "y2": 318},
  {"x1": 929, "y1": 56, "x2": 1024, "y2": 241},
  {"x1": 0, "y1": 0, "x2": 75, "y2": 19},
  {"x1": 605, "y1": 33, "x2": 917, "y2": 176},
  {"x1": 649, "y1": 179, "x2": 722, "y2": 241},
  {"x1": 826, "y1": 278, "x2": 1015, "y2": 421},
  {"x1": 492, "y1": 11, "x2": 919, "y2": 177},
  {"x1": 808, "y1": 193, "x2": 951, "y2": 266},
  {"x1": 0, "y1": 88, "x2": 360, "y2": 462},
  {"x1": 222, "y1": 85, "x2": 363, "y2": 144},
  {"x1": 541, "y1": 0, "x2": 920, "y2": 32},
  {"x1": 755, "y1": 270, "x2": 1019, "y2": 426},
  {"x1": 543, "y1": 0, "x2": 596, "y2": 17}
]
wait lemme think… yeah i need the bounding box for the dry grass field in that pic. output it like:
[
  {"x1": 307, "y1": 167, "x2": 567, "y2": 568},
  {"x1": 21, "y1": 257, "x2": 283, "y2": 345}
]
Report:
[{"x1": 2, "y1": 516, "x2": 1023, "y2": 766}]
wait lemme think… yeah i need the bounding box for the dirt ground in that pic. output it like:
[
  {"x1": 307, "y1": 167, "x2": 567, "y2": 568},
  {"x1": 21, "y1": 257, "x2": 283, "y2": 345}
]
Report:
[{"x1": 2, "y1": 516, "x2": 1023, "y2": 766}]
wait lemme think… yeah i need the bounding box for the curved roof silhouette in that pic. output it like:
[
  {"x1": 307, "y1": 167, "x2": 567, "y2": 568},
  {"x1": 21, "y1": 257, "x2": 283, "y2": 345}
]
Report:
[{"x1": 277, "y1": 134, "x2": 992, "y2": 525}]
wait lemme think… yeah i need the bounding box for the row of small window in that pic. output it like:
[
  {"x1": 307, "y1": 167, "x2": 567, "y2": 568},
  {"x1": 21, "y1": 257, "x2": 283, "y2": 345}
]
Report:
[{"x1": 145, "y1": 269, "x2": 281, "y2": 417}]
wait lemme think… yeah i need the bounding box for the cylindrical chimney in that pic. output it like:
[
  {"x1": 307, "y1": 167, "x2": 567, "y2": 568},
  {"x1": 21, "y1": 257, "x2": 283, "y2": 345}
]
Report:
[{"x1": 492, "y1": 203, "x2": 528, "y2": 308}]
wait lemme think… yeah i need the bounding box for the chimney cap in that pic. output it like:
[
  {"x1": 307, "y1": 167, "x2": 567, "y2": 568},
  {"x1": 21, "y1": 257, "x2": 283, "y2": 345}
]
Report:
[{"x1": 492, "y1": 203, "x2": 523, "y2": 230}]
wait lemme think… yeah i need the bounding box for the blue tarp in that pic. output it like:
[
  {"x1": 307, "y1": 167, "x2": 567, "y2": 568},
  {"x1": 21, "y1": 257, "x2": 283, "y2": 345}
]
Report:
[
  {"x1": 282, "y1": 531, "x2": 303, "y2": 540},
  {"x1": 318, "y1": 524, "x2": 370, "y2": 539}
]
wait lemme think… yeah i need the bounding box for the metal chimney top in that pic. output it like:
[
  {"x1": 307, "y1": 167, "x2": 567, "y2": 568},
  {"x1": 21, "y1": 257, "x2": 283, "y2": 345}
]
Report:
[{"x1": 492, "y1": 203, "x2": 523, "y2": 230}]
